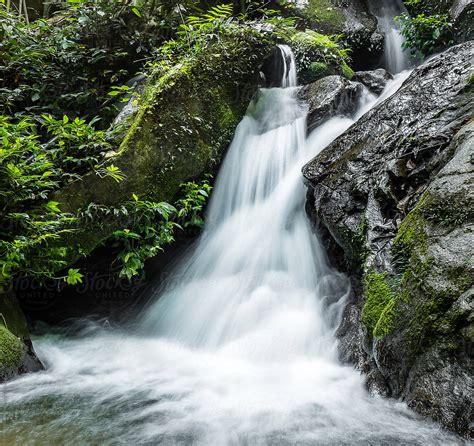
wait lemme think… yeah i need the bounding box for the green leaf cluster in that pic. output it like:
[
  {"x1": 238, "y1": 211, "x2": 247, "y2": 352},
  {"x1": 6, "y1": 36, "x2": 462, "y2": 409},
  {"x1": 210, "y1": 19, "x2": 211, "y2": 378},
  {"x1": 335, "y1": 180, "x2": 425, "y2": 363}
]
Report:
[{"x1": 396, "y1": 12, "x2": 453, "y2": 57}]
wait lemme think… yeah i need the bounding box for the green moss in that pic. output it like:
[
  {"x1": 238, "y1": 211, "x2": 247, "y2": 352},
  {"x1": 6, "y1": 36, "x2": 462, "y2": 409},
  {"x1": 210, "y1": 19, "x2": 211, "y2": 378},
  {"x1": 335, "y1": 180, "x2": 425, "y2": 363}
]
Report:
[
  {"x1": 392, "y1": 206, "x2": 428, "y2": 268},
  {"x1": 373, "y1": 298, "x2": 397, "y2": 338},
  {"x1": 341, "y1": 61, "x2": 354, "y2": 79},
  {"x1": 420, "y1": 190, "x2": 472, "y2": 228},
  {"x1": 362, "y1": 271, "x2": 396, "y2": 338},
  {"x1": 390, "y1": 189, "x2": 473, "y2": 353},
  {"x1": 309, "y1": 61, "x2": 329, "y2": 78},
  {"x1": 0, "y1": 325, "x2": 24, "y2": 369},
  {"x1": 304, "y1": 0, "x2": 346, "y2": 33}
]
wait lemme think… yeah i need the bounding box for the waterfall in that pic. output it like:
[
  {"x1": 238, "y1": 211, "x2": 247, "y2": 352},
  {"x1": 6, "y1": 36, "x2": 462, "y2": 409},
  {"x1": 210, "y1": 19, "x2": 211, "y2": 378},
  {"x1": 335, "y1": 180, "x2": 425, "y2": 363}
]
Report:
[
  {"x1": 372, "y1": 0, "x2": 412, "y2": 73},
  {"x1": 139, "y1": 45, "x2": 349, "y2": 358},
  {"x1": 1, "y1": 47, "x2": 460, "y2": 446}
]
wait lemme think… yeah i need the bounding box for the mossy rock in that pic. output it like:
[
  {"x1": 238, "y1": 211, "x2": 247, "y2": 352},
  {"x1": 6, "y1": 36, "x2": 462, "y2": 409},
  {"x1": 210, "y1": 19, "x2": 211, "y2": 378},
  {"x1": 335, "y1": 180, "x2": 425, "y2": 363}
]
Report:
[
  {"x1": 0, "y1": 292, "x2": 43, "y2": 382},
  {"x1": 51, "y1": 29, "x2": 275, "y2": 265},
  {"x1": 0, "y1": 325, "x2": 24, "y2": 370}
]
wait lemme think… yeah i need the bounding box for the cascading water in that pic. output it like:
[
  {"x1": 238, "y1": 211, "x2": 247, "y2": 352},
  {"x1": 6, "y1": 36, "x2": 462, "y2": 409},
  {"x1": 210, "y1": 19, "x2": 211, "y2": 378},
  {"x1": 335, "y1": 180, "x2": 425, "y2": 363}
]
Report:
[
  {"x1": 371, "y1": 0, "x2": 412, "y2": 73},
  {"x1": 139, "y1": 46, "x2": 349, "y2": 358},
  {"x1": 1, "y1": 45, "x2": 462, "y2": 445}
]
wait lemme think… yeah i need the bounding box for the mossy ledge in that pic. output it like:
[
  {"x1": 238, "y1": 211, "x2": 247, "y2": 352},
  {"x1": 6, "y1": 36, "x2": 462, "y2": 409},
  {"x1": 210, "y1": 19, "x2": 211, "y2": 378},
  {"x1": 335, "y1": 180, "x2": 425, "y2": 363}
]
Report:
[{"x1": 361, "y1": 271, "x2": 396, "y2": 339}]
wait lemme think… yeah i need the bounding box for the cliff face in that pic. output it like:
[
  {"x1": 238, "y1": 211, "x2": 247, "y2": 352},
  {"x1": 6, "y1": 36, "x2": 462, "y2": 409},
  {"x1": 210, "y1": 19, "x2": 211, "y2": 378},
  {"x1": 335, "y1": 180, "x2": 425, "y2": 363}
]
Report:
[{"x1": 303, "y1": 41, "x2": 473, "y2": 437}]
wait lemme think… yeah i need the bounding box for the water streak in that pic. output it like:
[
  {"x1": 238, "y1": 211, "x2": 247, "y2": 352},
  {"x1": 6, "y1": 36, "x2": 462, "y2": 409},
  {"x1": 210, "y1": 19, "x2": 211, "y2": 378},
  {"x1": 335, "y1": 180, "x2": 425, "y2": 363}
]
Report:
[{"x1": 371, "y1": 0, "x2": 412, "y2": 73}]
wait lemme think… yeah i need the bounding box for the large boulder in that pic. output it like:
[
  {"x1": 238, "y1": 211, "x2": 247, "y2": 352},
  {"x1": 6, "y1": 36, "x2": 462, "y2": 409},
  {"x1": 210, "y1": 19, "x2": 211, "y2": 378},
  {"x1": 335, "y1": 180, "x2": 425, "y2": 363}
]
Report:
[
  {"x1": 303, "y1": 41, "x2": 473, "y2": 436},
  {"x1": 50, "y1": 31, "x2": 276, "y2": 265},
  {"x1": 298, "y1": 75, "x2": 364, "y2": 131}
]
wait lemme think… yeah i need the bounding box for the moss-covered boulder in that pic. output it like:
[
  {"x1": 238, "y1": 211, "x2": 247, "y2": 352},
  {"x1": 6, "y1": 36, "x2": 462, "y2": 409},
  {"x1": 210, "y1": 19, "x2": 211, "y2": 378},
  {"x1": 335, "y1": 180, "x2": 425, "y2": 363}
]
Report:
[
  {"x1": 0, "y1": 291, "x2": 43, "y2": 382},
  {"x1": 51, "y1": 29, "x2": 274, "y2": 264},
  {"x1": 303, "y1": 41, "x2": 473, "y2": 436}
]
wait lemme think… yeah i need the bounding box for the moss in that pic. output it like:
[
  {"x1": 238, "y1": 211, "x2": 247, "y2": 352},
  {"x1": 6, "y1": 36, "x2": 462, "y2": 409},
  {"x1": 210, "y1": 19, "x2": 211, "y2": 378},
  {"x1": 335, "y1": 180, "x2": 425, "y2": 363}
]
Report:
[
  {"x1": 362, "y1": 271, "x2": 396, "y2": 338},
  {"x1": 304, "y1": 0, "x2": 346, "y2": 33},
  {"x1": 389, "y1": 188, "x2": 473, "y2": 353},
  {"x1": 0, "y1": 325, "x2": 24, "y2": 369},
  {"x1": 309, "y1": 61, "x2": 329, "y2": 78},
  {"x1": 420, "y1": 190, "x2": 472, "y2": 228},
  {"x1": 392, "y1": 205, "x2": 428, "y2": 268},
  {"x1": 341, "y1": 61, "x2": 354, "y2": 79},
  {"x1": 373, "y1": 298, "x2": 397, "y2": 338}
]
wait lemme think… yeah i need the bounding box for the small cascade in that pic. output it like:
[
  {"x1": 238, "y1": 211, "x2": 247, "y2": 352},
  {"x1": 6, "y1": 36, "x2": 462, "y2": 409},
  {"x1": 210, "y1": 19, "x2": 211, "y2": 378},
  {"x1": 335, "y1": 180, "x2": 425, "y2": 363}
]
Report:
[
  {"x1": 372, "y1": 0, "x2": 412, "y2": 73},
  {"x1": 140, "y1": 45, "x2": 348, "y2": 358}
]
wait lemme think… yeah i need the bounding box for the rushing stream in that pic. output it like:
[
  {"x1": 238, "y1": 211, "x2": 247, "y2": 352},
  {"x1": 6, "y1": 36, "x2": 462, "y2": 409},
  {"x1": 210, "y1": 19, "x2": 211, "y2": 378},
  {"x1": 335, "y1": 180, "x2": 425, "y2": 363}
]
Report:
[{"x1": 0, "y1": 11, "x2": 465, "y2": 446}]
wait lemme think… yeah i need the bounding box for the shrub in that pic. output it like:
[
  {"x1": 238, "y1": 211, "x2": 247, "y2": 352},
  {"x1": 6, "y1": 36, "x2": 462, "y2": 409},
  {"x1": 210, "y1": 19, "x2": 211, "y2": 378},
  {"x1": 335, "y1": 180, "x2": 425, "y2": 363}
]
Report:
[{"x1": 396, "y1": 12, "x2": 454, "y2": 57}]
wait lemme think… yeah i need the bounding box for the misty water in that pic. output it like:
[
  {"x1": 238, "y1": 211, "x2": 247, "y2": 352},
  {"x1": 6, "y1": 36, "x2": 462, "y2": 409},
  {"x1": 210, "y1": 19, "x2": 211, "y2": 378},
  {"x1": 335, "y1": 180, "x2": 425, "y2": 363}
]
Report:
[{"x1": 0, "y1": 8, "x2": 464, "y2": 445}]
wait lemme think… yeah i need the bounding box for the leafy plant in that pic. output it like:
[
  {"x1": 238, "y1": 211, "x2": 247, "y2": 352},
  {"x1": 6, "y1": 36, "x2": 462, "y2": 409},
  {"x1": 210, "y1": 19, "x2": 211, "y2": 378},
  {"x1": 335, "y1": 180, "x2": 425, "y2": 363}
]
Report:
[
  {"x1": 0, "y1": 114, "x2": 113, "y2": 289},
  {"x1": 396, "y1": 12, "x2": 453, "y2": 57},
  {"x1": 175, "y1": 177, "x2": 212, "y2": 228}
]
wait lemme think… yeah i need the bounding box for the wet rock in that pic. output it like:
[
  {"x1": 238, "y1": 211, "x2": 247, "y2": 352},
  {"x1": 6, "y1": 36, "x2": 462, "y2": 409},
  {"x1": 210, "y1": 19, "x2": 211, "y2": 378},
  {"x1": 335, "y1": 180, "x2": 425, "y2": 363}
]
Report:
[
  {"x1": 303, "y1": 41, "x2": 473, "y2": 437},
  {"x1": 353, "y1": 68, "x2": 393, "y2": 95},
  {"x1": 0, "y1": 291, "x2": 43, "y2": 383},
  {"x1": 451, "y1": 0, "x2": 474, "y2": 42},
  {"x1": 341, "y1": 0, "x2": 385, "y2": 70},
  {"x1": 298, "y1": 75, "x2": 364, "y2": 130}
]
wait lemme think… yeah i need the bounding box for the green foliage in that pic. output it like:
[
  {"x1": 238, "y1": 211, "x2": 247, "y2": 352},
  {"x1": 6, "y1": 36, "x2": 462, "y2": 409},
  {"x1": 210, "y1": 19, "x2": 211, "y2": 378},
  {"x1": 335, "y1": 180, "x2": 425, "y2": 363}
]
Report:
[
  {"x1": 396, "y1": 12, "x2": 453, "y2": 56},
  {"x1": 0, "y1": 1, "x2": 178, "y2": 123},
  {"x1": 111, "y1": 177, "x2": 212, "y2": 280},
  {"x1": 65, "y1": 268, "x2": 84, "y2": 285},
  {"x1": 111, "y1": 196, "x2": 179, "y2": 280},
  {"x1": 175, "y1": 177, "x2": 212, "y2": 228},
  {"x1": 362, "y1": 271, "x2": 396, "y2": 338},
  {"x1": 289, "y1": 30, "x2": 353, "y2": 82},
  {"x1": 303, "y1": 0, "x2": 345, "y2": 33},
  {"x1": 79, "y1": 177, "x2": 213, "y2": 280},
  {"x1": 0, "y1": 114, "x2": 113, "y2": 289}
]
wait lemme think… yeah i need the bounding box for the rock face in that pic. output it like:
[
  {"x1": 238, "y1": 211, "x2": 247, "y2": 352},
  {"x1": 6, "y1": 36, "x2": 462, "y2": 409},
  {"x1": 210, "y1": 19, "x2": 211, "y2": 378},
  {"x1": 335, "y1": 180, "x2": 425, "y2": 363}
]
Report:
[
  {"x1": 0, "y1": 292, "x2": 43, "y2": 383},
  {"x1": 298, "y1": 75, "x2": 364, "y2": 130},
  {"x1": 339, "y1": 0, "x2": 385, "y2": 70},
  {"x1": 352, "y1": 68, "x2": 393, "y2": 95},
  {"x1": 303, "y1": 41, "x2": 473, "y2": 437}
]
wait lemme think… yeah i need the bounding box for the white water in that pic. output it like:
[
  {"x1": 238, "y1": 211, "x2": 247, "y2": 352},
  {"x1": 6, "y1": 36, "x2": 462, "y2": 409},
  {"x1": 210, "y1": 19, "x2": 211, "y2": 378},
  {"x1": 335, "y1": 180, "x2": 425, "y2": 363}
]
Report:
[
  {"x1": 1, "y1": 47, "x2": 462, "y2": 444},
  {"x1": 372, "y1": 0, "x2": 412, "y2": 73}
]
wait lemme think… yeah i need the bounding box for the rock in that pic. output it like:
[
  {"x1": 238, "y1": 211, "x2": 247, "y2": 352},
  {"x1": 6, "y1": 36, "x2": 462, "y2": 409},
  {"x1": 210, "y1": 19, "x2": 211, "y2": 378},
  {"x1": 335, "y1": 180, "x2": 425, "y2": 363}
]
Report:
[
  {"x1": 352, "y1": 68, "x2": 393, "y2": 95},
  {"x1": 298, "y1": 75, "x2": 364, "y2": 130},
  {"x1": 0, "y1": 291, "x2": 43, "y2": 383},
  {"x1": 342, "y1": 0, "x2": 385, "y2": 70},
  {"x1": 451, "y1": 0, "x2": 474, "y2": 42},
  {"x1": 303, "y1": 41, "x2": 473, "y2": 437}
]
